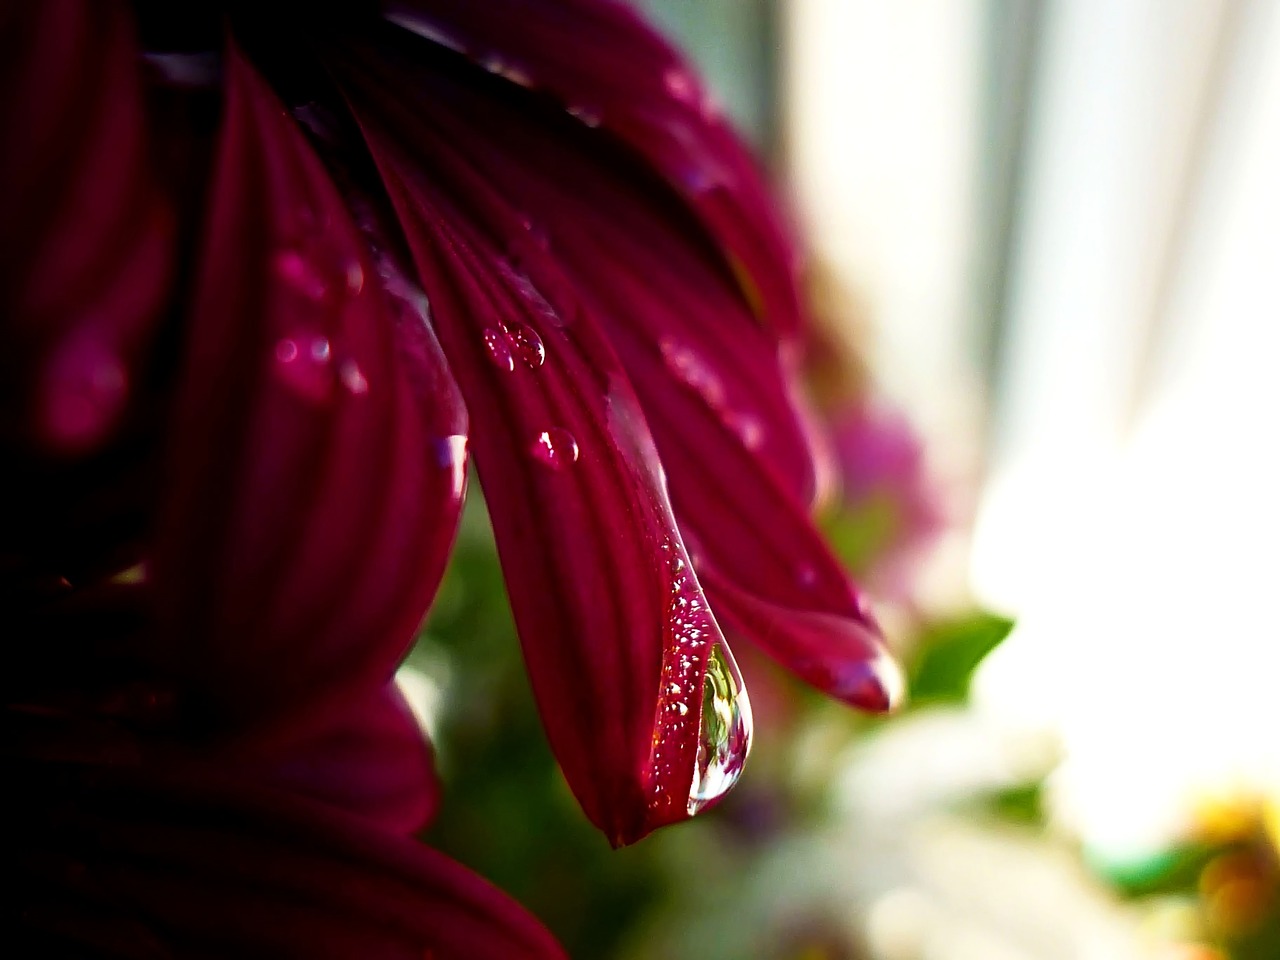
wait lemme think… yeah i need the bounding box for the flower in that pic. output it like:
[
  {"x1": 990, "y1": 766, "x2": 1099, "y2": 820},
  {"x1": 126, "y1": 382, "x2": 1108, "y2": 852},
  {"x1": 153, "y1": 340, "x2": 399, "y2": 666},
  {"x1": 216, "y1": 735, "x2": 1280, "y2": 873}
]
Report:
[{"x1": 3, "y1": 0, "x2": 902, "y2": 953}]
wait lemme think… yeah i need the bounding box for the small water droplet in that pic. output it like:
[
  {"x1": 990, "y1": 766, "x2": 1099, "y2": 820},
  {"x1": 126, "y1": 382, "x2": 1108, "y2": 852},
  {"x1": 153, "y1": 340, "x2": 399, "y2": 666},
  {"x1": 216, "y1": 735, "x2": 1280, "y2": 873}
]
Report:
[
  {"x1": 530, "y1": 428, "x2": 579, "y2": 469},
  {"x1": 274, "y1": 249, "x2": 328, "y2": 301},
  {"x1": 274, "y1": 335, "x2": 334, "y2": 403},
  {"x1": 507, "y1": 323, "x2": 545, "y2": 368},
  {"x1": 688, "y1": 641, "x2": 753, "y2": 816},
  {"x1": 659, "y1": 338, "x2": 726, "y2": 408},
  {"x1": 483, "y1": 327, "x2": 515, "y2": 371},
  {"x1": 670, "y1": 701, "x2": 690, "y2": 717},
  {"x1": 339, "y1": 360, "x2": 369, "y2": 395}
]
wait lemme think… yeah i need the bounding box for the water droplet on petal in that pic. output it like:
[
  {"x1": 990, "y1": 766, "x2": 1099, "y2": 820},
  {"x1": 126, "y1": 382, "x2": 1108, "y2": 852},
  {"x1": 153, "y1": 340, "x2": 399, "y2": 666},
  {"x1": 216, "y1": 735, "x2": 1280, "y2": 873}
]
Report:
[
  {"x1": 274, "y1": 249, "x2": 328, "y2": 301},
  {"x1": 660, "y1": 338, "x2": 726, "y2": 408},
  {"x1": 530, "y1": 428, "x2": 578, "y2": 469},
  {"x1": 483, "y1": 327, "x2": 515, "y2": 371},
  {"x1": 432, "y1": 434, "x2": 469, "y2": 499},
  {"x1": 506, "y1": 323, "x2": 545, "y2": 368},
  {"x1": 274, "y1": 335, "x2": 334, "y2": 403},
  {"x1": 339, "y1": 360, "x2": 369, "y2": 395},
  {"x1": 663, "y1": 66, "x2": 697, "y2": 103},
  {"x1": 688, "y1": 640, "x2": 753, "y2": 816}
]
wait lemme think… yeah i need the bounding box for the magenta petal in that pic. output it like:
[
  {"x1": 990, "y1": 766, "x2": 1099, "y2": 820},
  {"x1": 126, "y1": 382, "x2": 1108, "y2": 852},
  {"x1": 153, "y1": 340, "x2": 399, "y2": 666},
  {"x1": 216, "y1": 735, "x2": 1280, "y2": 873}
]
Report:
[
  {"x1": 0, "y1": 0, "x2": 174, "y2": 453},
  {"x1": 149, "y1": 43, "x2": 467, "y2": 739},
  {"x1": 335, "y1": 70, "x2": 734, "y2": 845},
  {"x1": 15, "y1": 766, "x2": 565, "y2": 959},
  {"x1": 229, "y1": 683, "x2": 441, "y2": 834},
  {"x1": 383, "y1": 0, "x2": 807, "y2": 338}
]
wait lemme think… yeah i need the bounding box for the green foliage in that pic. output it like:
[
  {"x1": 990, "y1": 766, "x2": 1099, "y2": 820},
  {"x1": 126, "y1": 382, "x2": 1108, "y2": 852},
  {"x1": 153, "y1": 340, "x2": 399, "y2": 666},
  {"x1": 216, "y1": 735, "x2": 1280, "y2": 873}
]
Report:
[{"x1": 907, "y1": 612, "x2": 1014, "y2": 706}]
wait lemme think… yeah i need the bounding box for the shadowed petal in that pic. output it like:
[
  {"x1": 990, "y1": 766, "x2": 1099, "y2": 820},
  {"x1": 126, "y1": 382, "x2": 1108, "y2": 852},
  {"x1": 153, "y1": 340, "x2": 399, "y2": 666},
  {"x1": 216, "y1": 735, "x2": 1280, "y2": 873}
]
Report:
[
  {"x1": 0, "y1": 0, "x2": 175, "y2": 455},
  {"x1": 150, "y1": 42, "x2": 467, "y2": 742},
  {"x1": 10, "y1": 762, "x2": 565, "y2": 959},
  {"x1": 334, "y1": 50, "x2": 740, "y2": 844},
  {"x1": 382, "y1": 0, "x2": 807, "y2": 339},
  {"x1": 230, "y1": 683, "x2": 441, "y2": 834}
]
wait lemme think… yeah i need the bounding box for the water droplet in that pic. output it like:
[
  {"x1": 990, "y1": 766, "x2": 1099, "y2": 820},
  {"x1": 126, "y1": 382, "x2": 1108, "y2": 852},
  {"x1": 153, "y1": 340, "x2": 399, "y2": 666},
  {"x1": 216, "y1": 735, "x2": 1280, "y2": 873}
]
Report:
[
  {"x1": 670, "y1": 701, "x2": 690, "y2": 717},
  {"x1": 688, "y1": 640, "x2": 753, "y2": 816},
  {"x1": 274, "y1": 335, "x2": 334, "y2": 403},
  {"x1": 432, "y1": 434, "x2": 469, "y2": 499},
  {"x1": 483, "y1": 327, "x2": 515, "y2": 371},
  {"x1": 507, "y1": 323, "x2": 545, "y2": 368},
  {"x1": 339, "y1": 360, "x2": 369, "y2": 395},
  {"x1": 530, "y1": 428, "x2": 579, "y2": 469},
  {"x1": 274, "y1": 249, "x2": 328, "y2": 301}
]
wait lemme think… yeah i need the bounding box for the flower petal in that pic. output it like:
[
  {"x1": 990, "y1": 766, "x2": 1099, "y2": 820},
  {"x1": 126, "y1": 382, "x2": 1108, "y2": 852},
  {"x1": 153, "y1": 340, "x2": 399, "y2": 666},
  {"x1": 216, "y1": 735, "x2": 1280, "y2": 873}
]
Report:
[
  {"x1": 230, "y1": 683, "x2": 441, "y2": 834},
  {"x1": 327, "y1": 29, "x2": 899, "y2": 714},
  {"x1": 333, "y1": 46, "x2": 737, "y2": 845},
  {"x1": 0, "y1": 0, "x2": 174, "y2": 455},
  {"x1": 10, "y1": 761, "x2": 565, "y2": 959},
  {"x1": 149, "y1": 41, "x2": 467, "y2": 741},
  {"x1": 382, "y1": 0, "x2": 807, "y2": 338}
]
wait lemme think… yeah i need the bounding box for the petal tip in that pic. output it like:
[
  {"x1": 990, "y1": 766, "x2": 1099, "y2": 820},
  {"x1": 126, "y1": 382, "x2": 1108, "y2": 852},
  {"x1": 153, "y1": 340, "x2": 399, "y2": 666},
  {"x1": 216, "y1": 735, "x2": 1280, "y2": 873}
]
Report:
[{"x1": 836, "y1": 648, "x2": 906, "y2": 714}]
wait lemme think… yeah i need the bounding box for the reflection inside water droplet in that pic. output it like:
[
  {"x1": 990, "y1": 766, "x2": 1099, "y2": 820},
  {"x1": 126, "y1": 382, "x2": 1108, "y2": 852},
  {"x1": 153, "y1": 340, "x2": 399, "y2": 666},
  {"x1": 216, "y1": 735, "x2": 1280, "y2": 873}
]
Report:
[
  {"x1": 507, "y1": 323, "x2": 545, "y2": 368},
  {"x1": 688, "y1": 640, "x2": 753, "y2": 816},
  {"x1": 530, "y1": 428, "x2": 578, "y2": 469}
]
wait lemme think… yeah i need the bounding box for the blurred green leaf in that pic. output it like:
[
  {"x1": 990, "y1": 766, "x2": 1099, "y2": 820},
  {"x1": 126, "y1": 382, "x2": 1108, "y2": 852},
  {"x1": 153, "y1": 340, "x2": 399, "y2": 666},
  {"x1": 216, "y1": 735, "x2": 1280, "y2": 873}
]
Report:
[{"x1": 908, "y1": 612, "x2": 1014, "y2": 706}]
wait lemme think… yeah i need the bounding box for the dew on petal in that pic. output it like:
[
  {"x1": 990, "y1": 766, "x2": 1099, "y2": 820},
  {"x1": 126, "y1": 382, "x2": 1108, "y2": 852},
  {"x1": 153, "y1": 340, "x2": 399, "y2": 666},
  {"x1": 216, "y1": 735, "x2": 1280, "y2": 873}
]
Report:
[
  {"x1": 274, "y1": 335, "x2": 334, "y2": 403},
  {"x1": 506, "y1": 322, "x2": 546, "y2": 368},
  {"x1": 688, "y1": 640, "x2": 753, "y2": 816},
  {"x1": 530, "y1": 428, "x2": 579, "y2": 469},
  {"x1": 274, "y1": 249, "x2": 329, "y2": 302},
  {"x1": 40, "y1": 334, "x2": 128, "y2": 451},
  {"x1": 339, "y1": 360, "x2": 369, "y2": 395},
  {"x1": 432, "y1": 434, "x2": 469, "y2": 499},
  {"x1": 483, "y1": 327, "x2": 515, "y2": 371}
]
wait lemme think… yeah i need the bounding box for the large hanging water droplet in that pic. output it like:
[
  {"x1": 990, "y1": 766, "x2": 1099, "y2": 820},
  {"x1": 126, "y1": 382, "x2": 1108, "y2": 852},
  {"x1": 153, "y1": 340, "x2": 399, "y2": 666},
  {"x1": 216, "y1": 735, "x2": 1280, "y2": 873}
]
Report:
[
  {"x1": 530, "y1": 428, "x2": 578, "y2": 469},
  {"x1": 688, "y1": 640, "x2": 753, "y2": 816},
  {"x1": 507, "y1": 323, "x2": 545, "y2": 368},
  {"x1": 483, "y1": 327, "x2": 514, "y2": 371}
]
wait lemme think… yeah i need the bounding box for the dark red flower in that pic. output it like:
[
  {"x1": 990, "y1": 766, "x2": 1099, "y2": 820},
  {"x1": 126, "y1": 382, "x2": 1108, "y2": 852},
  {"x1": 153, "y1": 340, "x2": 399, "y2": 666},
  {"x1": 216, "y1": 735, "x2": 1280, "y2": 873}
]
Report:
[{"x1": 2, "y1": 0, "x2": 902, "y2": 954}]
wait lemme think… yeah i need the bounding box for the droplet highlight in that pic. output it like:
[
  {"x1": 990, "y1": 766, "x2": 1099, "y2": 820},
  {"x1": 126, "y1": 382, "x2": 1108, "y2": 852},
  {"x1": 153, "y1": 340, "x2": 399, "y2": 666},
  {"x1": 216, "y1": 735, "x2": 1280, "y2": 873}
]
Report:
[
  {"x1": 274, "y1": 335, "x2": 334, "y2": 403},
  {"x1": 483, "y1": 327, "x2": 515, "y2": 371},
  {"x1": 530, "y1": 428, "x2": 579, "y2": 469},
  {"x1": 688, "y1": 640, "x2": 753, "y2": 816},
  {"x1": 507, "y1": 323, "x2": 545, "y2": 368}
]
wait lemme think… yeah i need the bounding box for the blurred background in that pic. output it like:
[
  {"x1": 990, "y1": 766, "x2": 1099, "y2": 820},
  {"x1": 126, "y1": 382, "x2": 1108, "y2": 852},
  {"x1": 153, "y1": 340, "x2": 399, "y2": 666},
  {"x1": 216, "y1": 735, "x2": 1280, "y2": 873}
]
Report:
[{"x1": 401, "y1": 1, "x2": 1280, "y2": 957}]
